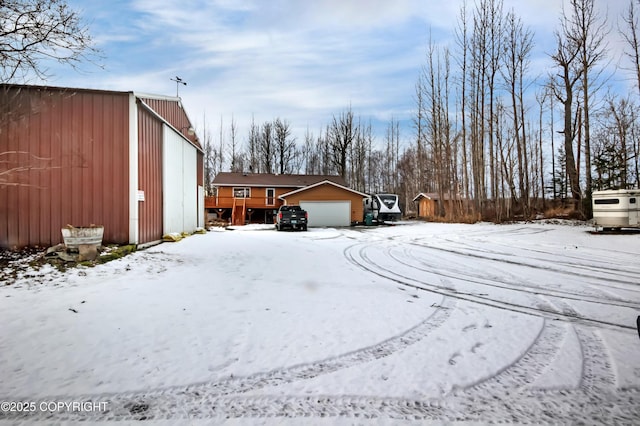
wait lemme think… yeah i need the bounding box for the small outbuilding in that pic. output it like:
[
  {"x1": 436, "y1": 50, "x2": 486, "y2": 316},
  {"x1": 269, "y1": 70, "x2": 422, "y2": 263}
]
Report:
[
  {"x1": 413, "y1": 192, "x2": 463, "y2": 218},
  {"x1": 0, "y1": 84, "x2": 204, "y2": 249}
]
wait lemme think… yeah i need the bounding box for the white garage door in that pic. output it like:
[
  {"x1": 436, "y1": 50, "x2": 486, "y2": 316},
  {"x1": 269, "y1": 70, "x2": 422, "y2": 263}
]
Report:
[{"x1": 300, "y1": 201, "x2": 351, "y2": 227}]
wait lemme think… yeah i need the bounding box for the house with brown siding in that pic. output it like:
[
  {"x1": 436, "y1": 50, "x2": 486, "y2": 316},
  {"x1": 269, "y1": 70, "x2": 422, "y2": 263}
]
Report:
[
  {"x1": 207, "y1": 172, "x2": 367, "y2": 226},
  {"x1": 0, "y1": 84, "x2": 204, "y2": 249}
]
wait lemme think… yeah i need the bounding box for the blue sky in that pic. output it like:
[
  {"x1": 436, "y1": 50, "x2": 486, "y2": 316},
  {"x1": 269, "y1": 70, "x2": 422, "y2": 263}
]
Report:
[{"x1": 43, "y1": 0, "x2": 631, "y2": 148}]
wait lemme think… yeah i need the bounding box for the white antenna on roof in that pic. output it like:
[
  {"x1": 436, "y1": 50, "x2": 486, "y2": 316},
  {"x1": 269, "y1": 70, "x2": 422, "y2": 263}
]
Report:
[{"x1": 170, "y1": 76, "x2": 187, "y2": 97}]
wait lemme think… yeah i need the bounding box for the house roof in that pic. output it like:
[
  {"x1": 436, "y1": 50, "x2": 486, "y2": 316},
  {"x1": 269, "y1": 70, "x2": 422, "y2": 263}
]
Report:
[
  {"x1": 413, "y1": 192, "x2": 462, "y2": 202},
  {"x1": 279, "y1": 179, "x2": 369, "y2": 199},
  {"x1": 212, "y1": 172, "x2": 347, "y2": 188},
  {"x1": 413, "y1": 192, "x2": 433, "y2": 202}
]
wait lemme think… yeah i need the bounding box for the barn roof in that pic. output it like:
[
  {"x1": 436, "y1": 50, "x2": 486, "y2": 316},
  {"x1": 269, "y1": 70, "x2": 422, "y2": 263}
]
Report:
[
  {"x1": 212, "y1": 172, "x2": 347, "y2": 188},
  {"x1": 0, "y1": 83, "x2": 202, "y2": 150}
]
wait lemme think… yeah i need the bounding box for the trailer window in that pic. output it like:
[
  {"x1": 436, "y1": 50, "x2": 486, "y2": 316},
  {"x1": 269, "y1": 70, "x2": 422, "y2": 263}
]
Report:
[
  {"x1": 378, "y1": 194, "x2": 398, "y2": 209},
  {"x1": 594, "y1": 198, "x2": 620, "y2": 205},
  {"x1": 631, "y1": 198, "x2": 636, "y2": 204}
]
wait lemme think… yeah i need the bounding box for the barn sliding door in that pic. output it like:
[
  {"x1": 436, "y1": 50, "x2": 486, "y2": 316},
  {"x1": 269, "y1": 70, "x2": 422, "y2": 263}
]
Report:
[{"x1": 162, "y1": 124, "x2": 198, "y2": 235}]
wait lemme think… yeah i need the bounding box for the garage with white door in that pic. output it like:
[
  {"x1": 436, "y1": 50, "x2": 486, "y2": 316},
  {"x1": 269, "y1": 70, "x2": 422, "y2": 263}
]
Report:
[
  {"x1": 300, "y1": 201, "x2": 351, "y2": 227},
  {"x1": 279, "y1": 180, "x2": 368, "y2": 227}
]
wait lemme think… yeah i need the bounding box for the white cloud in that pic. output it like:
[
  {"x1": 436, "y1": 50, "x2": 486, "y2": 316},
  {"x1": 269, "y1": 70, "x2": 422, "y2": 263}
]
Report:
[{"x1": 52, "y1": 0, "x2": 639, "y2": 151}]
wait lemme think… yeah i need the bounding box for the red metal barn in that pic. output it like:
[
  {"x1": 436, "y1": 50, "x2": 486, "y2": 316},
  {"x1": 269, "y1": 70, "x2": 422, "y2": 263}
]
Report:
[{"x1": 0, "y1": 84, "x2": 204, "y2": 249}]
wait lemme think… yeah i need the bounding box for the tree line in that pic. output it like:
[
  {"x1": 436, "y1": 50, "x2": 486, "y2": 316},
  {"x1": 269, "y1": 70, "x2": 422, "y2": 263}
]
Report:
[
  {"x1": 205, "y1": 0, "x2": 640, "y2": 221},
  {"x1": 202, "y1": 110, "x2": 402, "y2": 202}
]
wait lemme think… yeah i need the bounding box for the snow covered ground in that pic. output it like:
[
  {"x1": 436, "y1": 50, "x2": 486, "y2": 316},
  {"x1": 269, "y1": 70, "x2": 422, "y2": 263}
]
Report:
[{"x1": 1, "y1": 221, "x2": 639, "y2": 424}]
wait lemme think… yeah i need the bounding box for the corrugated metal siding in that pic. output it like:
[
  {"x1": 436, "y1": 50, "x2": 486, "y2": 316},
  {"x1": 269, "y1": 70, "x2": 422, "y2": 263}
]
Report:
[
  {"x1": 197, "y1": 152, "x2": 203, "y2": 186},
  {"x1": 0, "y1": 86, "x2": 130, "y2": 248},
  {"x1": 138, "y1": 97, "x2": 201, "y2": 150},
  {"x1": 137, "y1": 105, "x2": 163, "y2": 244}
]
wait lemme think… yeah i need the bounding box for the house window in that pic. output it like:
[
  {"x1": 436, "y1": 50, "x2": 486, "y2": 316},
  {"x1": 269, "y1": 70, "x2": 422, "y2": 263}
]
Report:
[
  {"x1": 266, "y1": 188, "x2": 275, "y2": 206},
  {"x1": 233, "y1": 187, "x2": 250, "y2": 198}
]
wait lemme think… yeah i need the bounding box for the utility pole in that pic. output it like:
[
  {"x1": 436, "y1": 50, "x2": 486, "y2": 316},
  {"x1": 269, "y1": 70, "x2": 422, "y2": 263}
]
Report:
[{"x1": 170, "y1": 76, "x2": 187, "y2": 97}]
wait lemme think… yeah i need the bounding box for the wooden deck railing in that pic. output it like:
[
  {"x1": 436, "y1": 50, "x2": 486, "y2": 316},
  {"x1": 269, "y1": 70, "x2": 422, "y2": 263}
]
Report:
[{"x1": 204, "y1": 196, "x2": 281, "y2": 210}]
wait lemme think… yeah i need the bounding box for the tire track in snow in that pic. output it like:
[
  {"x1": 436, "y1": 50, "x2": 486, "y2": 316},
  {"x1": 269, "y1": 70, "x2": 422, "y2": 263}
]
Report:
[
  {"x1": 459, "y1": 298, "x2": 617, "y2": 399},
  {"x1": 407, "y1": 237, "x2": 640, "y2": 288},
  {"x1": 181, "y1": 388, "x2": 640, "y2": 423},
  {"x1": 3, "y1": 386, "x2": 638, "y2": 423},
  {"x1": 402, "y1": 234, "x2": 640, "y2": 312},
  {"x1": 546, "y1": 300, "x2": 617, "y2": 392},
  {"x1": 394, "y1": 244, "x2": 639, "y2": 308},
  {"x1": 348, "y1": 237, "x2": 622, "y2": 400},
  {"x1": 575, "y1": 326, "x2": 617, "y2": 391},
  {"x1": 0, "y1": 297, "x2": 457, "y2": 422},
  {"x1": 458, "y1": 320, "x2": 567, "y2": 395},
  {"x1": 429, "y1": 234, "x2": 640, "y2": 287},
  {"x1": 343, "y1": 241, "x2": 638, "y2": 331},
  {"x1": 180, "y1": 295, "x2": 455, "y2": 397}
]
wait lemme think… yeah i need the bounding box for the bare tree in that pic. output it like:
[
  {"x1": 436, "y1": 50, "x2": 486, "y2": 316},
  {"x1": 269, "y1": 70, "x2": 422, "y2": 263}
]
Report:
[
  {"x1": 273, "y1": 117, "x2": 296, "y2": 174},
  {"x1": 592, "y1": 94, "x2": 639, "y2": 189},
  {"x1": 319, "y1": 126, "x2": 333, "y2": 175},
  {"x1": 367, "y1": 148, "x2": 385, "y2": 193},
  {"x1": 246, "y1": 115, "x2": 260, "y2": 173},
  {"x1": 568, "y1": 0, "x2": 609, "y2": 208},
  {"x1": 0, "y1": 150, "x2": 58, "y2": 188},
  {"x1": 228, "y1": 115, "x2": 244, "y2": 173},
  {"x1": 329, "y1": 108, "x2": 357, "y2": 181},
  {"x1": 301, "y1": 127, "x2": 318, "y2": 174},
  {"x1": 455, "y1": 0, "x2": 471, "y2": 205},
  {"x1": 502, "y1": 9, "x2": 534, "y2": 217},
  {"x1": 413, "y1": 76, "x2": 427, "y2": 192},
  {"x1": 468, "y1": 0, "x2": 498, "y2": 213},
  {"x1": 623, "y1": 0, "x2": 640, "y2": 100},
  {"x1": 422, "y1": 38, "x2": 458, "y2": 217},
  {"x1": 550, "y1": 13, "x2": 584, "y2": 214},
  {"x1": 201, "y1": 117, "x2": 219, "y2": 196},
  {"x1": 217, "y1": 116, "x2": 225, "y2": 173},
  {"x1": 1, "y1": 1, "x2": 99, "y2": 190},
  {"x1": 535, "y1": 87, "x2": 549, "y2": 209},
  {"x1": 397, "y1": 146, "x2": 419, "y2": 215},
  {"x1": 349, "y1": 119, "x2": 369, "y2": 193},
  {"x1": 495, "y1": 99, "x2": 516, "y2": 220},
  {"x1": 1, "y1": 0, "x2": 99, "y2": 82},
  {"x1": 259, "y1": 121, "x2": 274, "y2": 174},
  {"x1": 485, "y1": 0, "x2": 504, "y2": 203},
  {"x1": 383, "y1": 116, "x2": 400, "y2": 192}
]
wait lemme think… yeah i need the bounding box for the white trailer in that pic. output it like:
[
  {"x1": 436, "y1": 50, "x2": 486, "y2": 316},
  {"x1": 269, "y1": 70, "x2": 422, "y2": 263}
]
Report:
[
  {"x1": 363, "y1": 193, "x2": 402, "y2": 222},
  {"x1": 592, "y1": 189, "x2": 640, "y2": 230}
]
